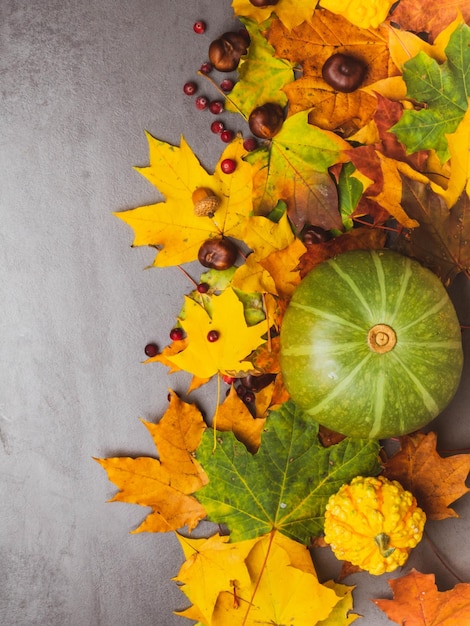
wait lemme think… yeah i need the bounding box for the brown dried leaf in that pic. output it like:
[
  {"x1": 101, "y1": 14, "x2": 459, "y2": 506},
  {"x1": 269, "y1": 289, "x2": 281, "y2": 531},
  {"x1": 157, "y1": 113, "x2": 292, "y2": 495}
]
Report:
[{"x1": 382, "y1": 431, "x2": 470, "y2": 520}]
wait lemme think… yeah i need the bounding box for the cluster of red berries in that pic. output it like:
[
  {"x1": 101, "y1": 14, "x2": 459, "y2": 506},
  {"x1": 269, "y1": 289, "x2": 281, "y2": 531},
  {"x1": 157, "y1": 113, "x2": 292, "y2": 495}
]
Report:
[{"x1": 182, "y1": 20, "x2": 258, "y2": 150}]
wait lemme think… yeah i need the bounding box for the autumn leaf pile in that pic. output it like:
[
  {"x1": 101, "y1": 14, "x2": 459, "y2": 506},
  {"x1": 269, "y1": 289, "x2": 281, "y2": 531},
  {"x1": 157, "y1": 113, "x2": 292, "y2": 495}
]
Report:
[{"x1": 98, "y1": 1, "x2": 470, "y2": 624}]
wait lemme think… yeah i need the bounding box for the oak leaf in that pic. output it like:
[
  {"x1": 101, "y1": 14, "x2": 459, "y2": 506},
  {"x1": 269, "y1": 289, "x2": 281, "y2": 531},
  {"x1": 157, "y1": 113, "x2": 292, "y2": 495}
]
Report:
[
  {"x1": 231, "y1": 0, "x2": 318, "y2": 31},
  {"x1": 195, "y1": 399, "x2": 381, "y2": 543},
  {"x1": 175, "y1": 531, "x2": 350, "y2": 626},
  {"x1": 245, "y1": 110, "x2": 348, "y2": 231},
  {"x1": 390, "y1": 0, "x2": 470, "y2": 43},
  {"x1": 115, "y1": 134, "x2": 253, "y2": 266},
  {"x1": 392, "y1": 22, "x2": 470, "y2": 163},
  {"x1": 268, "y1": 12, "x2": 399, "y2": 133},
  {"x1": 167, "y1": 287, "x2": 267, "y2": 379},
  {"x1": 382, "y1": 431, "x2": 470, "y2": 520},
  {"x1": 374, "y1": 569, "x2": 470, "y2": 625},
  {"x1": 95, "y1": 391, "x2": 207, "y2": 532}
]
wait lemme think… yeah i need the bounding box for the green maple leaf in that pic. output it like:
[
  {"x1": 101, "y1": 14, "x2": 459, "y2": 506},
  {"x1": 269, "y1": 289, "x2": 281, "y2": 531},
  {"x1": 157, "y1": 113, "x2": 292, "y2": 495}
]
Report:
[
  {"x1": 392, "y1": 22, "x2": 470, "y2": 163},
  {"x1": 196, "y1": 400, "x2": 381, "y2": 543},
  {"x1": 225, "y1": 18, "x2": 295, "y2": 117},
  {"x1": 245, "y1": 110, "x2": 348, "y2": 232}
]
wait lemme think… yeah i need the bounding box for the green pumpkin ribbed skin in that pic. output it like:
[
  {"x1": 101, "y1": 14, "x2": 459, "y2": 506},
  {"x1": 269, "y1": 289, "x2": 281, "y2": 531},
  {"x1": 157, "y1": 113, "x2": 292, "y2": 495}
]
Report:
[{"x1": 280, "y1": 250, "x2": 463, "y2": 439}]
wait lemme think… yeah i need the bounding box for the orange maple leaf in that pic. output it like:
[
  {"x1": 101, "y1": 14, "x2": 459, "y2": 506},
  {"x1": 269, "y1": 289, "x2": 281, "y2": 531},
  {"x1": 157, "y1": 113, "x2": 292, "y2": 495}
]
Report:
[
  {"x1": 382, "y1": 431, "x2": 470, "y2": 520},
  {"x1": 215, "y1": 385, "x2": 266, "y2": 453},
  {"x1": 374, "y1": 569, "x2": 470, "y2": 625},
  {"x1": 95, "y1": 391, "x2": 208, "y2": 533}
]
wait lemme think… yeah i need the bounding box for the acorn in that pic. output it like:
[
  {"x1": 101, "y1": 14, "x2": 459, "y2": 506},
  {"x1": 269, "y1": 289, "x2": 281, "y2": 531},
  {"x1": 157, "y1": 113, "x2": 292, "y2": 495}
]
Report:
[
  {"x1": 321, "y1": 53, "x2": 367, "y2": 93},
  {"x1": 248, "y1": 103, "x2": 284, "y2": 139},
  {"x1": 208, "y1": 31, "x2": 249, "y2": 72},
  {"x1": 249, "y1": 0, "x2": 279, "y2": 5},
  {"x1": 192, "y1": 188, "x2": 221, "y2": 217},
  {"x1": 198, "y1": 238, "x2": 238, "y2": 270}
]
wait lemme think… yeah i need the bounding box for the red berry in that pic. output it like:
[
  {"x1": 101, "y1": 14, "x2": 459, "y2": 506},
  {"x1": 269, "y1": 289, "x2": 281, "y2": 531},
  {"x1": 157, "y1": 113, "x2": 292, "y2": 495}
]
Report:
[
  {"x1": 193, "y1": 20, "x2": 206, "y2": 34},
  {"x1": 243, "y1": 136, "x2": 258, "y2": 152},
  {"x1": 222, "y1": 375, "x2": 237, "y2": 385},
  {"x1": 209, "y1": 100, "x2": 224, "y2": 114},
  {"x1": 220, "y1": 129, "x2": 234, "y2": 143},
  {"x1": 183, "y1": 81, "x2": 197, "y2": 96},
  {"x1": 195, "y1": 95, "x2": 208, "y2": 110},
  {"x1": 207, "y1": 330, "x2": 220, "y2": 342},
  {"x1": 220, "y1": 158, "x2": 236, "y2": 174},
  {"x1": 220, "y1": 78, "x2": 235, "y2": 92},
  {"x1": 197, "y1": 282, "x2": 210, "y2": 293},
  {"x1": 170, "y1": 327, "x2": 184, "y2": 341},
  {"x1": 200, "y1": 62, "x2": 212, "y2": 74},
  {"x1": 144, "y1": 343, "x2": 159, "y2": 357},
  {"x1": 211, "y1": 120, "x2": 225, "y2": 134}
]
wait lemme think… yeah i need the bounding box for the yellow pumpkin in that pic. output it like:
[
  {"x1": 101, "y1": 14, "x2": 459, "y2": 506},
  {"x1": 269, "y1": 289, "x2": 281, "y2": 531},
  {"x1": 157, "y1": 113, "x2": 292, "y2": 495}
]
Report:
[{"x1": 323, "y1": 475, "x2": 425, "y2": 575}]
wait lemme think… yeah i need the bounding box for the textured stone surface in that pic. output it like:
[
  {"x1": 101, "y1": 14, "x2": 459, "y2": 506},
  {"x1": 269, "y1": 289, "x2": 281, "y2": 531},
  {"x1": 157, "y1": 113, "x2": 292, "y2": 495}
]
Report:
[{"x1": 1, "y1": 2, "x2": 470, "y2": 625}]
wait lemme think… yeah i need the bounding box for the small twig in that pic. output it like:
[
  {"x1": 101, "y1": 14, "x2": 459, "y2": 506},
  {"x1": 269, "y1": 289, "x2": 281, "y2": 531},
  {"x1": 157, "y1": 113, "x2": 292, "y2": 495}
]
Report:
[{"x1": 176, "y1": 264, "x2": 198, "y2": 288}]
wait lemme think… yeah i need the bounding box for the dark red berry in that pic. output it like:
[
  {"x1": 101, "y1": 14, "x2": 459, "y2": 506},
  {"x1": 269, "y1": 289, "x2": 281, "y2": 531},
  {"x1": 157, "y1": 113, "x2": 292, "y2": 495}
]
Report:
[
  {"x1": 210, "y1": 120, "x2": 225, "y2": 134},
  {"x1": 200, "y1": 62, "x2": 212, "y2": 74},
  {"x1": 195, "y1": 95, "x2": 209, "y2": 110},
  {"x1": 220, "y1": 78, "x2": 235, "y2": 92},
  {"x1": 220, "y1": 129, "x2": 234, "y2": 143},
  {"x1": 209, "y1": 100, "x2": 224, "y2": 114},
  {"x1": 220, "y1": 158, "x2": 236, "y2": 173},
  {"x1": 243, "y1": 136, "x2": 258, "y2": 152},
  {"x1": 144, "y1": 343, "x2": 159, "y2": 358},
  {"x1": 193, "y1": 20, "x2": 206, "y2": 34},
  {"x1": 170, "y1": 327, "x2": 184, "y2": 341},
  {"x1": 207, "y1": 330, "x2": 220, "y2": 342},
  {"x1": 243, "y1": 391, "x2": 256, "y2": 404},
  {"x1": 183, "y1": 81, "x2": 197, "y2": 96},
  {"x1": 197, "y1": 282, "x2": 210, "y2": 293}
]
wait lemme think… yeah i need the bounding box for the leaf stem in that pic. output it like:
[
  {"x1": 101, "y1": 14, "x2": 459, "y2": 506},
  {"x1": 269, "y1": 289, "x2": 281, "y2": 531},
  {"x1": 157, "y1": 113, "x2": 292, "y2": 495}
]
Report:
[
  {"x1": 242, "y1": 529, "x2": 276, "y2": 626},
  {"x1": 197, "y1": 70, "x2": 248, "y2": 121},
  {"x1": 176, "y1": 265, "x2": 198, "y2": 288}
]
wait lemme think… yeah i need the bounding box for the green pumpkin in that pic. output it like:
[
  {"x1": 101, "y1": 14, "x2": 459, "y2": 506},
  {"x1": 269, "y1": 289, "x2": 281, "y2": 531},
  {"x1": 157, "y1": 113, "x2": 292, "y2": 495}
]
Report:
[{"x1": 280, "y1": 249, "x2": 463, "y2": 439}]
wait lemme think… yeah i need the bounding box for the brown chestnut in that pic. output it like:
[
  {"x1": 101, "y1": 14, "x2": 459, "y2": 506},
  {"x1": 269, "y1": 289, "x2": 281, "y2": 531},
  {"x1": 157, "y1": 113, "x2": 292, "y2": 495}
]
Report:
[
  {"x1": 198, "y1": 238, "x2": 238, "y2": 271},
  {"x1": 249, "y1": 0, "x2": 279, "y2": 6},
  {"x1": 248, "y1": 103, "x2": 284, "y2": 139},
  {"x1": 321, "y1": 53, "x2": 367, "y2": 93},
  {"x1": 208, "y1": 32, "x2": 249, "y2": 73},
  {"x1": 241, "y1": 373, "x2": 277, "y2": 392},
  {"x1": 301, "y1": 225, "x2": 331, "y2": 245}
]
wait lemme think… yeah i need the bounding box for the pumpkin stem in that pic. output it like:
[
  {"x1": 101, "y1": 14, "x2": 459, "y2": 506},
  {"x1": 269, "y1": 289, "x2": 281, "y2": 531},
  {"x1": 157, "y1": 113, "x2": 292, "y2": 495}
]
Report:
[
  {"x1": 374, "y1": 532, "x2": 396, "y2": 558},
  {"x1": 368, "y1": 324, "x2": 397, "y2": 354}
]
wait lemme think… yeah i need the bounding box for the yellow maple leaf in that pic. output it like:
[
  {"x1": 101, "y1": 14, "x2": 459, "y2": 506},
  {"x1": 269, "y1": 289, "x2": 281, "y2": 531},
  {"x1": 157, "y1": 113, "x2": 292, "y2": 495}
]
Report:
[
  {"x1": 430, "y1": 105, "x2": 470, "y2": 208},
  {"x1": 95, "y1": 391, "x2": 207, "y2": 533},
  {"x1": 231, "y1": 253, "x2": 277, "y2": 295},
  {"x1": 167, "y1": 287, "x2": 267, "y2": 379},
  {"x1": 319, "y1": 0, "x2": 396, "y2": 29},
  {"x1": 232, "y1": 0, "x2": 318, "y2": 31},
  {"x1": 115, "y1": 133, "x2": 253, "y2": 266},
  {"x1": 175, "y1": 531, "x2": 346, "y2": 626}
]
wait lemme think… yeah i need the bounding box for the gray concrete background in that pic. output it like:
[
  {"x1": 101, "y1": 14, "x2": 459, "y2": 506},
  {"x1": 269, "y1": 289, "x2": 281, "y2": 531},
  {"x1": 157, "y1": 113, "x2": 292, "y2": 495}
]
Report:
[{"x1": 1, "y1": 1, "x2": 469, "y2": 625}]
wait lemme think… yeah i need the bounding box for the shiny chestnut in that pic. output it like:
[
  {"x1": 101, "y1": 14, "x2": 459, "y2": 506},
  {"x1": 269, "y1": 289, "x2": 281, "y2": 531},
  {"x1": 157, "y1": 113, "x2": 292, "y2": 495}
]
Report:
[
  {"x1": 198, "y1": 238, "x2": 238, "y2": 270},
  {"x1": 248, "y1": 102, "x2": 284, "y2": 139},
  {"x1": 208, "y1": 32, "x2": 249, "y2": 72},
  {"x1": 321, "y1": 53, "x2": 367, "y2": 93}
]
